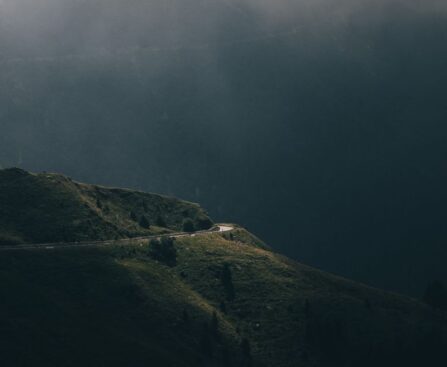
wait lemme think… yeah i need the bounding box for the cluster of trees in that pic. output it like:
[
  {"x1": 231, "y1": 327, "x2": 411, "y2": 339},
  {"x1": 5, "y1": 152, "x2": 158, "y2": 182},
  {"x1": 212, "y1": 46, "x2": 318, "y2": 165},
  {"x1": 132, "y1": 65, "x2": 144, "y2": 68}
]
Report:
[
  {"x1": 139, "y1": 215, "x2": 150, "y2": 229},
  {"x1": 128, "y1": 210, "x2": 211, "y2": 233},
  {"x1": 148, "y1": 237, "x2": 177, "y2": 266},
  {"x1": 130, "y1": 211, "x2": 151, "y2": 229},
  {"x1": 182, "y1": 217, "x2": 213, "y2": 232},
  {"x1": 179, "y1": 264, "x2": 249, "y2": 366},
  {"x1": 188, "y1": 309, "x2": 251, "y2": 367}
]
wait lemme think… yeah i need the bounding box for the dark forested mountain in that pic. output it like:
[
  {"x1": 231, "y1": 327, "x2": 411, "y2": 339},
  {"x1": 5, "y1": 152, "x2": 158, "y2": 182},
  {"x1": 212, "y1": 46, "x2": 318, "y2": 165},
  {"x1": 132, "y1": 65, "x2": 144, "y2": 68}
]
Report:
[
  {"x1": 1, "y1": 0, "x2": 447, "y2": 296},
  {"x1": 0, "y1": 171, "x2": 446, "y2": 367}
]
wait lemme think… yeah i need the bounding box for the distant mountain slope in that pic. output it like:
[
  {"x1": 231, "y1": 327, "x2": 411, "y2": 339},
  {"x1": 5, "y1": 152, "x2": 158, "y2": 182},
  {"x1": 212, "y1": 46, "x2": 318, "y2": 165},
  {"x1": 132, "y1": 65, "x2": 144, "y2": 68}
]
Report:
[
  {"x1": 0, "y1": 168, "x2": 213, "y2": 245},
  {"x1": 0, "y1": 228, "x2": 446, "y2": 367}
]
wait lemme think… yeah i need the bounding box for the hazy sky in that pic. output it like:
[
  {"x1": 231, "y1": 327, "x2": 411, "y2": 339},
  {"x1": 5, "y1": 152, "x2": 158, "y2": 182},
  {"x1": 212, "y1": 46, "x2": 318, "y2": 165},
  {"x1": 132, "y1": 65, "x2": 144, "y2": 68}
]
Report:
[{"x1": 1, "y1": 0, "x2": 447, "y2": 295}]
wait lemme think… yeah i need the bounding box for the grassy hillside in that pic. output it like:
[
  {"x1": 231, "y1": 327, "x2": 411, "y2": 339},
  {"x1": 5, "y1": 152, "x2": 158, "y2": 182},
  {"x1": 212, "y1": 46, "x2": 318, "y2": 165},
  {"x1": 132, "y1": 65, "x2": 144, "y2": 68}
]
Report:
[
  {"x1": 0, "y1": 171, "x2": 445, "y2": 366},
  {"x1": 1, "y1": 227, "x2": 446, "y2": 367},
  {"x1": 0, "y1": 168, "x2": 213, "y2": 245}
]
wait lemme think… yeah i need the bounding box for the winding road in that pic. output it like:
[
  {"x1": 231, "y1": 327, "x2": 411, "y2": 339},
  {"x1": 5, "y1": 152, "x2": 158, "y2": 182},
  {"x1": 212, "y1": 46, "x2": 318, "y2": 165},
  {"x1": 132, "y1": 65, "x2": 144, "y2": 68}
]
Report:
[{"x1": 0, "y1": 225, "x2": 234, "y2": 252}]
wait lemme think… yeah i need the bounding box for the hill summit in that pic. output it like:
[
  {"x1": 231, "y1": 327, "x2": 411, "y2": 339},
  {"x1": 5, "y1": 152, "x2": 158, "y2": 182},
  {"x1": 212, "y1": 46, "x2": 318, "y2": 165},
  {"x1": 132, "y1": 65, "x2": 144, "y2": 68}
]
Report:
[{"x1": 0, "y1": 168, "x2": 213, "y2": 246}]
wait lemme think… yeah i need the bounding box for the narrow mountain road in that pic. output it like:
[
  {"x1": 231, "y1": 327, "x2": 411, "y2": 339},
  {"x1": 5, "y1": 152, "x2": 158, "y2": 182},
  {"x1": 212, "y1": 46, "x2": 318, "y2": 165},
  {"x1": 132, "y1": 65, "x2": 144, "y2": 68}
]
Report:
[{"x1": 0, "y1": 225, "x2": 234, "y2": 252}]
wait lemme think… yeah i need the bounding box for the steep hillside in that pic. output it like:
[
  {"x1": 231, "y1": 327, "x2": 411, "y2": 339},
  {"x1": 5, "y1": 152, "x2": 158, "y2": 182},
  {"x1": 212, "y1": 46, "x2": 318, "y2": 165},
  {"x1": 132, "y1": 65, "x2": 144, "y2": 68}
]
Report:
[
  {"x1": 0, "y1": 168, "x2": 213, "y2": 245},
  {"x1": 1, "y1": 227, "x2": 446, "y2": 367}
]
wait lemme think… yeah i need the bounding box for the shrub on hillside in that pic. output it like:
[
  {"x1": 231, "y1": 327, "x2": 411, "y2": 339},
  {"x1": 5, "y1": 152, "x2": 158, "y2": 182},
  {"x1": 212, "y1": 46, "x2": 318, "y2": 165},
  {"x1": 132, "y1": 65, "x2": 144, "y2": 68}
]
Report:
[
  {"x1": 96, "y1": 198, "x2": 103, "y2": 209},
  {"x1": 183, "y1": 218, "x2": 195, "y2": 233},
  {"x1": 130, "y1": 211, "x2": 138, "y2": 222}
]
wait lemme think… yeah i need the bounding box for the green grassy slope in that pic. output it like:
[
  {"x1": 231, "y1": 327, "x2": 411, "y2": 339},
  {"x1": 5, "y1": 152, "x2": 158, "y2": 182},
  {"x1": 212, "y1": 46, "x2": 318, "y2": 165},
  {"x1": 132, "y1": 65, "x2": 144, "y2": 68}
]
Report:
[
  {"x1": 0, "y1": 168, "x2": 212, "y2": 245},
  {"x1": 1, "y1": 228, "x2": 446, "y2": 367}
]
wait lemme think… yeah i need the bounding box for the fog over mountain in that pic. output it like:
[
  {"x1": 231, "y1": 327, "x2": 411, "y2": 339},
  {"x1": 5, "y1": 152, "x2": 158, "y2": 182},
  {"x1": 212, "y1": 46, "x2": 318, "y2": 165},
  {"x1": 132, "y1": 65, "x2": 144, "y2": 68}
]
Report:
[{"x1": 1, "y1": 0, "x2": 447, "y2": 296}]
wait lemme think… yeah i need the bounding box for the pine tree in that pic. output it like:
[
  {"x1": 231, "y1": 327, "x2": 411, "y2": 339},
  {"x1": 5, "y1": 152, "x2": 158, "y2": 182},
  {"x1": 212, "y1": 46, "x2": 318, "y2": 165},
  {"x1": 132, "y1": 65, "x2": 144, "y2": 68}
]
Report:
[
  {"x1": 211, "y1": 311, "x2": 220, "y2": 340},
  {"x1": 130, "y1": 211, "x2": 138, "y2": 222},
  {"x1": 220, "y1": 301, "x2": 227, "y2": 314},
  {"x1": 200, "y1": 322, "x2": 213, "y2": 357},
  {"x1": 139, "y1": 215, "x2": 150, "y2": 229},
  {"x1": 241, "y1": 338, "x2": 252, "y2": 366},
  {"x1": 222, "y1": 263, "x2": 235, "y2": 301}
]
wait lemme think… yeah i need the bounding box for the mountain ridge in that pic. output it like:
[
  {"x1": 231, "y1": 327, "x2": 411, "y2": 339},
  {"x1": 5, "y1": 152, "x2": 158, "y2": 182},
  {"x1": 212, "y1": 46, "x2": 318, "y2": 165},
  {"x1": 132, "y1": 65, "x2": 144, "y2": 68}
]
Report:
[
  {"x1": 0, "y1": 170, "x2": 446, "y2": 366},
  {"x1": 0, "y1": 168, "x2": 213, "y2": 246}
]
